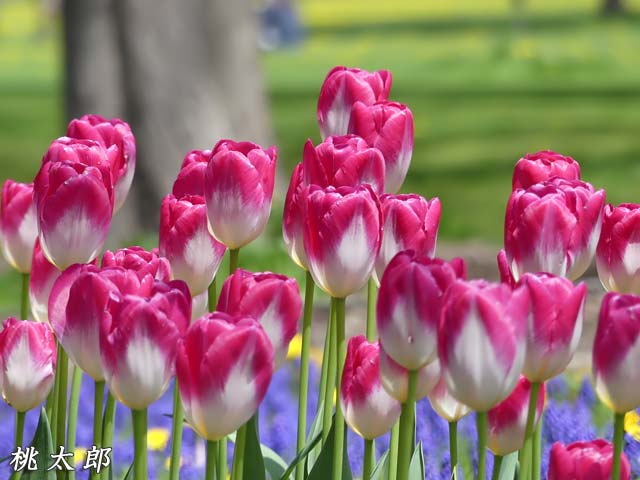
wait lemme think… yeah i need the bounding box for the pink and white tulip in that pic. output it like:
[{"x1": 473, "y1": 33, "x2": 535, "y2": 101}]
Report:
[
  {"x1": 282, "y1": 163, "x2": 308, "y2": 270},
  {"x1": 548, "y1": 439, "x2": 631, "y2": 480},
  {"x1": 317, "y1": 66, "x2": 392, "y2": 139},
  {"x1": 100, "y1": 280, "x2": 191, "y2": 409},
  {"x1": 340, "y1": 336, "x2": 401, "y2": 439},
  {"x1": 596, "y1": 203, "x2": 640, "y2": 294},
  {"x1": 102, "y1": 246, "x2": 171, "y2": 285},
  {"x1": 438, "y1": 280, "x2": 529, "y2": 411},
  {"x1": 302, "y1": 135, "x2": 385, "y2": 195},
  {"x1": 303, "y1": 185, "x2": 382, "y2": 298},
  {"x1": 487, "y1": 376, "x2": 546, "y2": 456},
  {"x1": 593, "y1": 292, "x2": 640, "y2": 413},
  {"x1": 504, "y1": 178, "x2": 605, "y2": 281},
  {"x1": 377, "y1": 252, "x2": 465, "y2": 370},
  {"x1": 378, "y1": 347, "x2": 441, "y2": 402},
  {"x1": 517, "y1": 273, "x2": 586, "y2": 381},
  {"x1": 217, "y1": 269, "x2": 301, "y2": 369},
  {"x1": 375, "y1": 194, "x2": 441, "y2": 281},
  {"x1": 67, "y1": 114, "x2": 136, "y2": 211},
  {"x1": 204, "y1": 140, "x2": 276, "y2": 249},
  {"x1": 159, "y1": 195, "x2": 226, "y2": 295},
  {"x1": 28, "y1": 240, "x2": 61, "y2": 323},
  {"x1": 0, "y1": 180, "x2": 38, "y2": 273},
  {"x1": 0, "y1": 318, "x2": 57, "y2": 412},
  {"x1": 348, "y1": 101, "x2": 414, "y2": 193},
  {"x1": 172, "y1": 149, "x2": 212, "y2": 198},
  {"x1": 176, "y1": 312, "x2": 274, "y2": 440},
  {"x1": 427, "y1": 376, "x2": 471, "y2": 423},
  {"x1": 497, "y1": 249, "x2": 516, "y2": 288},
  {"x1": 511, "y1": 150, "x2": 581, "y2": 191}
]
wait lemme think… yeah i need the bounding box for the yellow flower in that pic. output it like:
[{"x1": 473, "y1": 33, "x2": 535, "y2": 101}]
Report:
[
  {"x1": 625, "y1": 411, "x2": 640, "y2": 441},
  {"x1": 148, "y1": 427, "x2": 171, "y2": 451},
  {"x1": 287, "y1": 334, "x2": 324, "y2": 367},
  {"x1": 74, "y1": 447, "x2": 88, "y2": 464}
]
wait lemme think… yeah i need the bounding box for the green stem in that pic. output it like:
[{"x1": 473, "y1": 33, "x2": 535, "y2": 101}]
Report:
[
  {"x1": 331, "y1": 297, "x2": 347, "y2": 480},
  {"x1": 612, "y1": 412, "x2": 625, "y2": 480},
  {"x1": 207, "y1": 277, "x2": 217, "y2": 313},
  {"x1": 56, "y1": 348, "x2": 69, "y2": 449},
  {"x1": 449, "y1": 421, "x2": 458, "y2": 479},
  {"x1": 231, "y1": 422, "x2": 248, "y2": 480},
  {"x1": 49, "y1": 342, "x2": 61, "y2": 448},
  {"x1": 101, "y1": 391, "x2": 116, "y2": 480},
  {"x1": 492, "y1": 455, "x2": 503, "y2": 480},
  {"x1": 397, "y1": 370, "x2": 418, "y2": 480},
  {"x1": 67, "y1": 367, "x2": 82, "y2": 480},
  {"x1": 169, "y1": 381, "x2": 184, "y2": 480},
  {"x1": 532, "y1": 416, "x2": 542, "y2": 480},
  {"x1": 90, "y1": 381, "x2": 104, "y2": 480},
  {"x1": 476, "y1": 412, "x2": 488, "y2": 480},
  {"x1": 206, "y1": 440, "x2": 217, "y2": 480},
  {"x1": 15, "y1": 410, "x2": 25, "y2": 448},
  {"x1": 295, "y1": 271, "x2": 315, "y2": 480},
  {"x1": 317, "y1": 307, "x2": 332, "y2": 410},
  {"x1": 217, "y1": 439, "x2": 227, "y2": 480},
  {"x1": 363, "y1": 438, "x2": 375, "y2": 480},
  {"x1": 322, "y1": 299, "x2": 337, "y2": 443},
  {"x1": 20, "y1": 273, "x2": 29, "y2": 320},
  {"x1": 132, "y1": 408, "x2": 148, "y2": 480},
  {"x1": 229, "y1": 248, "x2": 240, "y2": 275},
  {"x1": 366, "y1": 278, "x2": 377, "y2": 341},
  {"x1": 518, "y1": 381, "x2": 541, "y2": 480},
  {"x1": 388, "y1": 421, "x2": 400, "y2": 480}
]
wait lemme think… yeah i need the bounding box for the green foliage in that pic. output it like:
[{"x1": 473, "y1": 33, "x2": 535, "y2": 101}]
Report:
[
  {"x1": 408, "y1": 441, "x2": 425, "y2": 480},
  {"x1": 306, "y1": 420, "x2": 352, "y2": 480},
  {"x1": 22, "y1": 408, "x2": 55, "y2": 480}
]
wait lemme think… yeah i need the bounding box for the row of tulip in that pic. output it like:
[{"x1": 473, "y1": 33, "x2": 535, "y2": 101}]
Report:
[{"x1": 0, "y1": 65, "x2": 638, "y2": 480}]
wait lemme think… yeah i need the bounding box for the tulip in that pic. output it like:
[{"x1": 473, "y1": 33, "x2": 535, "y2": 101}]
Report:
[
  {"x1": 340, "y1": 336, "x2": 401, "y2": 440},
  {"x1": 547, "y1": 439, "x2": 631, "y2": 480},
  {"x1": 511, "y1": 150, "x2": 581, "y2": 191},
  {"x1": 172, "y1": 149, "x2": 212, "y2": 198},
  {"x1": 217, "y1": 269, "x2": 301, "y2": 369},
  {"x1": 303, "y1": 185, "x2": 382, "y2": 298},
  {"x1": 596, "y1": 203, "x2": 640, "y2": 294},
  {"x1": 159, "y1": 194, "x2": 226, "y2": 296},
  {"x1": 191, "y1": 291, "x2": 209, "y2": 321},
  {"x1": 204, "y1": 139, "x2": 276, "y2": 250},
  {"x1": 377, "y1": 252, "x2": 465, "y2": 371},
  {"x1": 0, "y1": 180, "x2": 38, "y2": 273},
  {"x1": 348, "y1": 101, "x2": 414, "y2": 193},
  {"x1": 375, "y1": 194, "x2": 441, "y2": 282},
  {"x1": 504, "y1": 178, "x2": 605, "y2": 281},
  {"x1": 497, "y1": 249, "x2": 516, "y2": 288},
  {"x1": 302, "y1": 135, "x2": 386, "y2": 195},
  {"x1": 67, "y1": 114, "x2": 136, "y2": 211},
  {"x1": 282, "y1": 163, "x2": 308, "y2": 270},
  {"x1": 28, "y1": 240, "x2": 61, "y2": 323},
  {"x1": 378, "y1": 347, "x2": 441, "y2": 402},
  {"x1": 438, "y1": 279, "x2": 529, "y2": 411},
  {"x1": 487, "y1": 376, "x2": 545, "y2": 456},
  {"x1": 176, "y1": 312, "x2": 274, "y2": 440},
  {"x1": 0, "y1": 317, "x2": 57, "y2": 412},
  {"x1": 427, "y1": 376, "x2": 471, "y2": 423},
  {"x1": 317, "y1": 66, "x2": 392, "y2": 139},
  {"x1": 102, "y1": 246, "x2": 171, "y2": 284}
]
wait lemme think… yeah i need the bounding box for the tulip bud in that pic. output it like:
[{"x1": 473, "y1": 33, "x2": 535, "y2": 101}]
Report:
[
  {"x1": 159, "y1": 195, "x2": 226, "y2": 295},
  {"x1": 0, "y1": 180, "x2": 38, "y2": 273},
  {"x1": 172, "y1": 149, "x2": 212, "y2": 198},
  {"x1": 548, "y1": 439, "x2": 631, "y2": 480},
  {"x1": 377, "y1": 252, "x2": 465, "y2": 370},
  {"x1": 516, "y1": 273, "x2": 586, "y2": 382},
  {"x1": 427, "y1": 376, "x2": 471, "y2": 423},
  {"x1": 438, "y1": 280, "x2": 529, "y2": 411},
  {"x1": 375, "y1": 194, "x2": 441, "y2": 282},
  {"x1": 497, "y1": 249, "x2": 516, "y2": 288},
  {"x1": 204, "y1": 140, "x2": 276, "y2": 249},
  {"x1": 29, "y1": 240, "x2": 61, "y2": 323},
  {"x1": 67, "y1": 114, "x2": 136, "y2": 211},
  {"x1": 217, "y1": 269, "x2": 301, "y2": 369},
  {"x1": 596, "y1": 203, "x2": 640, "y2": 294},
  {"x1": 593, "y1": 292, "x2": 640, "y2": 413},
  {"x1": 348, "y1": 101, "x2": 414, "y2": 193},
  {"x1": 511, "y1": 150, "x2": 581, "y2": 191},
  {"x1": 378, "y1": 347, "x2": 441, "y2": 403},
  {"x1": 176, "y1": 312, "x2": 274, "y2": 441},
  {"x1": 303, "y1": 185, "x2": 382, "y2": 298},
  {"x1": 0, "y1": 318, "x2": 57, "y2": 412},
  {"x1": 340, "y1": 336, "x2": 401, "y2": 439},
  {"x1": 317, "y1": 66, "x2": 392, "y2": 139},
  {"x1": 487, "y1": 376, "x2": 545, "y2": 456},
  {"x1": 102, "y1": 246, "x2": 171, "y2": 285},
  {"x1": 282, "y1": 163, "x2": 308, "y2": 270},
  {"x1": 100, "y1": 281, "x2": 191, "y2": 409},
  {"x1": 302, "y1": 135, "x2": 385, "y2": 195},
  {"x1": 504, "y1": 178, "x2": 605, "y2": 281}
]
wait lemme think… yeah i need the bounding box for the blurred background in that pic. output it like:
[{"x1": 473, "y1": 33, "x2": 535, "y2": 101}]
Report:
[{"x1": 1, "y1": 0, "x2": 640, "y2": 326}]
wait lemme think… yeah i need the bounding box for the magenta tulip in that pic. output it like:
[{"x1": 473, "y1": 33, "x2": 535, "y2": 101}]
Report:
[
  {"x1": 0, "y1": 180, "x2": 38, "y2": 273},
  {"x1": 102, "y1": 246, "x2": 171, "y2": 285},
  {"x1": 547, "y1": 439, "x2": 631, "y2": 480},
  {"x1": 378, "y1": 347, "x2": 441, "y2": 402},
  {"x1": 28, "y1": 240, "x2": 61, "y2": 323},
  {"x1": 282, "y1": 163, "x2": 308, "y2": 270},
  {"x1": 172, "y1": 149, "x2": 212, "y2": 198},
  {"x1": 427, "y1": 375, "x2": 471, "y2": 423},
  {"x1": 511, "y1": 150, "x2": 581, "y2": 191}
]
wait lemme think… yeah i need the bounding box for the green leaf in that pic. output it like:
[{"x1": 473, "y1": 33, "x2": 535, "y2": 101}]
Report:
[
  {"x1": 370, "y1": 450, "x2": 390, "y2": 480},
  {"x1": 224, "y1": 424, "x2": 287, "y2": 480},
  {"x1": 122, "y1": 462, "x2": 134, "y2": 480},
  {"x1": 497, "y1": 452, "x2": 518, "y2": 480},
  {"x1": 408, "y1": 441, "x2": 424, "y2": 480},
  {"x1": 242, "y1": 415, "x2": 266, "y2": 480},
  {"x1": 307, "y1": 419, "x2": 351, "y2": 480},
  {"x1": 278, "y1": 429, "x2": 322, "y2": 480},
  {"x1": 22, "y1": 408, "x2": 55, "y2": 480},
  {"x1": 305, "y1": 400, "x2": 325, "y2": 474}
]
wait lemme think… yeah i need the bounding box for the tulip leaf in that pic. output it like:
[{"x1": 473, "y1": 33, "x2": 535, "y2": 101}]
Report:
[
  {"x1": 242, "y1": 415, "x2": 266, "y2": 480},
  {"x1": 122, "y1": 463, "x2": 134, "y2": 480},
  {"x1": 277, "y1": 429, "x2": 322, "y2": 480},
  {"x1": 370, "y1": 450, "x2": 390, "y2": 480},
  {"x1": 225, "y1": 423, "x2": 287, "y2": 480},
  {"x1": 305, "y1": 400, "x2": 325, "y2": 474},
  {"x1": 306, "y1": 418, "x2": 352, "y2": 480},
  {"x1": 408, "y1": 441, "x2": 424, "y2": 480},
  {"x1": 498, "y1": 452, "x2": 518, "y2": 480},
  {"x1": 22, "y1": 408, "x2": 55, "y2": 480}
]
